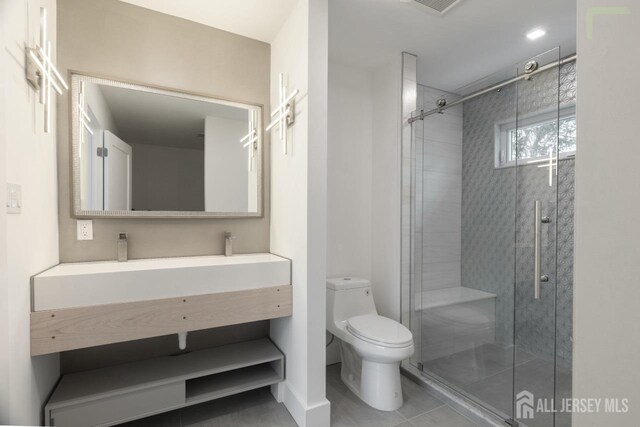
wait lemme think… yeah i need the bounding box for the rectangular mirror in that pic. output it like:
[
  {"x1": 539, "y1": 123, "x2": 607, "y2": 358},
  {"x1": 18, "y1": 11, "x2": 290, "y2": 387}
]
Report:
[{"x1": 71, "y1": 73, "x2": 262, "y2": 218}]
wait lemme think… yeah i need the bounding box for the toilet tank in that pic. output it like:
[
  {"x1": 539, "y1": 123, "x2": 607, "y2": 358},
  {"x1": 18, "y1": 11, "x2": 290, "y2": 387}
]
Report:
[{"x1": 326, "y1": 277, "x2": 377, "y2": 328}]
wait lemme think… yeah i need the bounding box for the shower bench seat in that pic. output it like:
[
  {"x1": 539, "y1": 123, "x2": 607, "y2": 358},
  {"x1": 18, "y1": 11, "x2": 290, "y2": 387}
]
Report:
[
  {"x1": 416, "y1": 286, "x2": 497, "y2": 362},
  {"x1": 414, "y1": 286, "x2": 496, "y2": 311}
]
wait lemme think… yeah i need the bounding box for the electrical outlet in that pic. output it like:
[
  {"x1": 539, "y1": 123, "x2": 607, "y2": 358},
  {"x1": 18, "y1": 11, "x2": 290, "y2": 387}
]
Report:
[{"x1": 77, "y1": 220, "x2": 93, "y2": 240}]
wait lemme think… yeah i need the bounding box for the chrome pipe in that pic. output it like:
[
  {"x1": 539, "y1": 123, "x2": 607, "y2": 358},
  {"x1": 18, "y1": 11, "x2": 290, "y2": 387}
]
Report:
[{"x1": 408, "y1": 54, "x2": 577, "y2": 124}]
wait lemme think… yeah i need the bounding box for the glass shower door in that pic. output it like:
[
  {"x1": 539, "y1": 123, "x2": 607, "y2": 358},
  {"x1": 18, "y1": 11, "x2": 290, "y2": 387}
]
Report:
[
  {"x1": 411, "y1": 66, "x2": 520, "y2": 421},
  {"x1": 513, "y1": 47, "x2": 564, "y2": 427},
  {"x1": 407, "y1": 47, "x2": 574, "y2": 427}
]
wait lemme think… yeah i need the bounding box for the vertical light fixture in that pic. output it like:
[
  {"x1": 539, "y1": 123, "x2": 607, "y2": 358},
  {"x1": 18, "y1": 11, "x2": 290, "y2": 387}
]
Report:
[
  {"x1": 266, "y1": 73, "x2": 299, "y2": 155},
  {"x1": 25, "y1": 7, "x2": 68, "y2": 133},
  {"x1": 77, "y1": 80, "x2": 93, "y2": 157},
  {"x1": 239, "y1": 109, "x2": 259, "y2": 171},
  {"x1": 528, "y1": 147, "x2": 558, "y2": 186}
]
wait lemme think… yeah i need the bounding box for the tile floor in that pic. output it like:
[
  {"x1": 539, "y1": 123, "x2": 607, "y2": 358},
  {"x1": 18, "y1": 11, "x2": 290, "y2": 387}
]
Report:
[
  {"x1": 121, "y1": 363, "x2": 480, "y2": 427},
  {"x1": 326, "y1": 364, "x2": 479, "y2": 427},
  {"x1": 423, "y1": 343, "x2": 572, "y2": 427}
]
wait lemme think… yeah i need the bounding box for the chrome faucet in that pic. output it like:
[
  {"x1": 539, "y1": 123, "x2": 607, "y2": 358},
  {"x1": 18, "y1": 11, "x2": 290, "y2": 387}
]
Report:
[
  {"x1": 118, "y1": 232, "x2": 128, "y2": 262},
  {"x1": 224, "y1": 231, "x2": 234, "y2": 257}
]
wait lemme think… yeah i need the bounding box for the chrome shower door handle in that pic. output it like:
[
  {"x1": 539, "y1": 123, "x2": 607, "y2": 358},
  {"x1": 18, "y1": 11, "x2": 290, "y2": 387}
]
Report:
[
  {"x1": 534, "y1": 200, "x2": 551, "y2": 300},
  {"x1": 534, "y1": 201, "x2": 542, "y2": 300}
]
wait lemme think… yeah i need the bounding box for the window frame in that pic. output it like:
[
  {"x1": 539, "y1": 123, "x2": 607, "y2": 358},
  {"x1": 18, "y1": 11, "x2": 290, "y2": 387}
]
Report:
[{"x1": 494, "y1": 105, "x2": 576, "y2": 169}]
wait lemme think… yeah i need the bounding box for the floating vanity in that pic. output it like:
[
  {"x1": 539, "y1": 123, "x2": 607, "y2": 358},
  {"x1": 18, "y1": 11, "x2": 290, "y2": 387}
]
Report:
[{"x1": 31, "y1": 253, "x2": 292, "y2": 356}]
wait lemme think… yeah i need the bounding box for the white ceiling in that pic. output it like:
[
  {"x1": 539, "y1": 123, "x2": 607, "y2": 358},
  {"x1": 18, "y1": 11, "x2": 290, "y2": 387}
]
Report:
[
  {"x1": 329, "y1": 0, "x2": 577, "y2": 92},
  {"x1": 96, "y1": 84, "x2": 248, "y2": 150},
  {"x1": 119, "y1": 0, "x2": 298, "y2": 43},
  {"x1": 118, "y1": 0, "x2": 576, "y2": 93}
]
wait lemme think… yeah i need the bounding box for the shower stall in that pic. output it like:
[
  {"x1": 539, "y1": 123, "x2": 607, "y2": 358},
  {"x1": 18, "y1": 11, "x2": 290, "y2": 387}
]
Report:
[{"x1": 402, "y1": 48, "x2": 575, "y2": 427}]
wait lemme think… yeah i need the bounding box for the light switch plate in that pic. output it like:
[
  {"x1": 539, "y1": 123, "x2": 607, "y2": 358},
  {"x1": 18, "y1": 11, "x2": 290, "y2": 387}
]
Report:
[
  {"x1": 77, "y1": 220, "x2": 93, "y2": 240},
  {"x1": 6, "y1": 183, "x2": 22, "y2": 214}
]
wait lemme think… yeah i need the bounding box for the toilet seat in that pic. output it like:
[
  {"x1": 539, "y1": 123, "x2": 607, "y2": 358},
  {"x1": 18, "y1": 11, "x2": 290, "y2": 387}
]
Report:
[{"x1": 347, "y1": 314, "x2": 413, "y2": 348}]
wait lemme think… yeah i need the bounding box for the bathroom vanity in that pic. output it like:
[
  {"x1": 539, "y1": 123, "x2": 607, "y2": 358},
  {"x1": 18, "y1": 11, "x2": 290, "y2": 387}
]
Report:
[
  {"x1": 30, "y1": 253, "x2": 292, "y2": 355},
  {"x1": 33, "y1": 253, "x2": 291, "y2": 425}
]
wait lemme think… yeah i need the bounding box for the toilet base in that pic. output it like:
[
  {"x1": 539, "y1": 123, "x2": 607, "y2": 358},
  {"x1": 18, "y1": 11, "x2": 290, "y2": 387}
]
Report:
[
  {"x1": 360, "y1": 360, "x2": 403, "y2": 411},
  {"x1": 339, "y1": 342, "x2": 404, "y2": 411}
]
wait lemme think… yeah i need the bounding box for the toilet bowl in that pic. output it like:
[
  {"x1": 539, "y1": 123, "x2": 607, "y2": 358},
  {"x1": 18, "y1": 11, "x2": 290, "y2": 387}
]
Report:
[{"x1": 327, "y1": 277, "x2": 414, "y2": 411}]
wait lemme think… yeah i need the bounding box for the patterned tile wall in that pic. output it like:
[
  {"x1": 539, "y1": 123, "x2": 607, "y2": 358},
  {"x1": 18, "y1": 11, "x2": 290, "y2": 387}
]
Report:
[
  {"x1": 461, "y1": 62, "x2": 576, "y2": 367},
  {"x1": 460, "y1": 81, "x2": 517, "y2": 350}
]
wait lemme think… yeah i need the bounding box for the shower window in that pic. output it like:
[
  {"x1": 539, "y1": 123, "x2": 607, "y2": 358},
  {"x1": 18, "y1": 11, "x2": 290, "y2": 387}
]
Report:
[{"x1": 495, "y1": 105, "x2": 576, "y2": 167}]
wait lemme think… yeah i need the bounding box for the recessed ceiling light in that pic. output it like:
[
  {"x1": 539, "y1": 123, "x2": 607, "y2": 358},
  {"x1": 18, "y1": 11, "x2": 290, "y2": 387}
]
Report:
[{"x1": 527, "y1": 28, "x2": 546, "y2": 40}]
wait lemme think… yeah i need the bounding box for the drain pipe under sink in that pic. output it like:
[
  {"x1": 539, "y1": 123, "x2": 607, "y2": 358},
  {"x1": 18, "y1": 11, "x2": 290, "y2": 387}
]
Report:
[{"x1": 178, "y1": 331, "x2": 188, "y2": 350}]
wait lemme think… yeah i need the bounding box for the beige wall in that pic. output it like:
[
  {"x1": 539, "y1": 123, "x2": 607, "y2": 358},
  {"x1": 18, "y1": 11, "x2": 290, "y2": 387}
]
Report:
[
  {"x1": 574, "y1": 0, "x2": 640, "y2": 425},
  {"x1": 57, "y1": 0, "x2": 271, "y2": 262}
]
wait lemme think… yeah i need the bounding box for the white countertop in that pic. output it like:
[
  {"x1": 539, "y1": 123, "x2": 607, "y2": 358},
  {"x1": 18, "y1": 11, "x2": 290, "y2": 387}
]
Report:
[
  {"x1": 37, "y1": 253, "x2": 288, "y2": 276},
  {"x1": 33, "y1": 253, "x2": 291, "y2": 311}
]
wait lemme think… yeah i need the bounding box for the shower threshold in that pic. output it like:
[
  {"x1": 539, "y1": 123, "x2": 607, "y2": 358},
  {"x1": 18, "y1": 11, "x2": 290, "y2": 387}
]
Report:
[{"x1": 401, "y1": 361, "x2": 512, "y2": 427}]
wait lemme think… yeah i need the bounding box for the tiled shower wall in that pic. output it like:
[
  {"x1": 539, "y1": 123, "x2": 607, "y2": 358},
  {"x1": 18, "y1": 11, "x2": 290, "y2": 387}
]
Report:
[
  {"x1": 461, "y1": 62, "x2": 576, "y2": 367},
  {"x1": 414, "y1": 87, "x2": 463, "y2": 292}
]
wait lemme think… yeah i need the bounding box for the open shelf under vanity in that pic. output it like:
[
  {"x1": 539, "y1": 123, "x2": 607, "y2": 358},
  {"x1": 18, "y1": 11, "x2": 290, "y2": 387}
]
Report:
[{"x1": 44, "y1": 338, "x2": 284, "y2": 427}]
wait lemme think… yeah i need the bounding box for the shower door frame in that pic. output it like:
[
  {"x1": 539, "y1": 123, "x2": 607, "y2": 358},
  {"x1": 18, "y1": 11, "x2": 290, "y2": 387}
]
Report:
[{"x1": 401, "y1": 48, "x2": 574, "y2": 426}]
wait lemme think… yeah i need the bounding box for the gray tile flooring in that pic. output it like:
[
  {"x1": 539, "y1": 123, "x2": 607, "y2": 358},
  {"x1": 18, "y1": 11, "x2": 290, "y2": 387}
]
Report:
[
  {"x1": 121, "y1": 387, "x2": 297, "y2": 427},
  {"x1": 120, "y1": 364, "x2": 480, "y2": 427},
  {"x1": 326, "y1": 364, "x2": 477, "y2": 427},
  {"x1": 422, "y1": 343, "x2": 572, "y2": 427}
]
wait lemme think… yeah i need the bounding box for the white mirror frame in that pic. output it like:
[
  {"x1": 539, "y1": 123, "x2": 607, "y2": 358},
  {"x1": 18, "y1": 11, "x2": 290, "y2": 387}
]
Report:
[{"x1": 70, "y1": 72, "x2": 263, "y2": 219}]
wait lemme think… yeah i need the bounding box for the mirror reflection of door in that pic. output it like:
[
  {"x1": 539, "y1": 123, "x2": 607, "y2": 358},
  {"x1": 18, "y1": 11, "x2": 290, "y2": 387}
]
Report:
[
  {"x1": 103, "y1": 131, "x2": 132, "y2": 211},
  {"x1": 79, "y1": 107, "x2": 104, "y2": 211},
  {"x1": 204, "y1": 116, "x2": 250, "y2": 212},
  {"x1": 91, "y1": 129, "x2": 104, "y2": 210}
]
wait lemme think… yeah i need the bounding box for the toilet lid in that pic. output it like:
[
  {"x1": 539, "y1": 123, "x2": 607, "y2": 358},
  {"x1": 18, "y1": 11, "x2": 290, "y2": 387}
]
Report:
[{"x1": 346, "y1": 314, "x2": 413, "y2": 348}]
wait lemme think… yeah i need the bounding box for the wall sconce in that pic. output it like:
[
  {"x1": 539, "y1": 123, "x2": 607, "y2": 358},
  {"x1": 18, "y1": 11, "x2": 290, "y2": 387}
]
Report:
[
  {"x1": 25, "y1": 7, "x2": 68, "y2": 133},
  {"x1": 266, "y1": 73, "x2": 299, "y2": 155},
  {"x1": 77, "y1": 81, "x2": 93, "y2": 158},
  {"x1": 527, "y1": 147, "x2": 557, "y2": 187},
  {"x1": 240, "y1": 109, "x2": 259, "y2": 171}
]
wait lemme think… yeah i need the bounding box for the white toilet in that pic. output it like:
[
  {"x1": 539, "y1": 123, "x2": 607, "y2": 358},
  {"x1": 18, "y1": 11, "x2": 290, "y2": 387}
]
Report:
[{"x1": 326, "y1": 277, "x2": 414, "y2": 411}]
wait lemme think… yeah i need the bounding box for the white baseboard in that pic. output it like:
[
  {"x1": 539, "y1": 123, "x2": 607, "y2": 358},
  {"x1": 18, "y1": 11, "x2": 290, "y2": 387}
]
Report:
[{"x1": 277, "y1": 382, "x2": 331, "y2": 427}]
